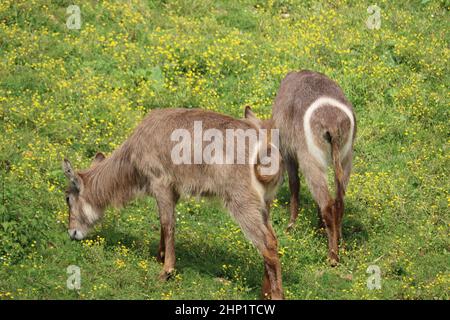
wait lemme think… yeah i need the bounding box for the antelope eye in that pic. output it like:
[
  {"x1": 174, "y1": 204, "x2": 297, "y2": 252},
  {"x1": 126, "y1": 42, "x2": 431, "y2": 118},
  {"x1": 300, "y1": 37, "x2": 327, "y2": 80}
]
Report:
[{"x1": 65, "y1": 196, "x2": 70, "y2": 204}]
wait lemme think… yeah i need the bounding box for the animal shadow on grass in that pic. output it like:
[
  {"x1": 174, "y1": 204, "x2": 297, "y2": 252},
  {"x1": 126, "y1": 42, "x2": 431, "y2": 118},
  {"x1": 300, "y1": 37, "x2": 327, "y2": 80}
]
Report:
[
  {"x1": 154, "y1": 238, "x2": 264, "y2": 295},
  {"x1": 173, "y1": 242, "x2": 243, "y2": 274},
  {"x1": 96, "y1": 226, "x2": 141, "y2": 249},
  {"x1": 95, "y1": 224, "x2": 264, "y2": 296},
  {"x1": 341, "y1": 208, "x2": 368, "y2": 246}
]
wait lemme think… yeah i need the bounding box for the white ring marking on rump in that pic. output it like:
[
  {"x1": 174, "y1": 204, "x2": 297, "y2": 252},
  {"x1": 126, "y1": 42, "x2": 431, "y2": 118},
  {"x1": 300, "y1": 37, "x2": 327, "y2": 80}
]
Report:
[{"x1": 303, "y1": 97, "x2": 354, "y2": 168}]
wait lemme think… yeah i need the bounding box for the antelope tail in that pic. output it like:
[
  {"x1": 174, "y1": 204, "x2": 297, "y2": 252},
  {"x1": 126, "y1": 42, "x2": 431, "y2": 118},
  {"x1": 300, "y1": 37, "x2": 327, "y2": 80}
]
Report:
[
  {"x1": 329, "y1": 132, "x2": 344, "y2": 210},
  {"x1": 254, "y1": 142, "x2": 282, "y2": 186}
]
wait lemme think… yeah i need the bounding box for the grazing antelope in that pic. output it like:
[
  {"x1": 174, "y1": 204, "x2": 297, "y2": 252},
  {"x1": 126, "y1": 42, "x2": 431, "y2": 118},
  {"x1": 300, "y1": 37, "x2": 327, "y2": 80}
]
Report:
[
  {"x1": 272, "y1": 70, "x2": 356, "y2": 266},
  {"x1": 62, "y1": 107, "x2": 284, "y2": 299}
]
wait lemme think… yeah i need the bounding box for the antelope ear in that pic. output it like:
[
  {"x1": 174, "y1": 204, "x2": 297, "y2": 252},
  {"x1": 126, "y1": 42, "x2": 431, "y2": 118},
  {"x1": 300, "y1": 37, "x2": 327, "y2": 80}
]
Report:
[
  {"x1": 62, "y1": 158, "x2": 81, "y2": 192},
  {"x1": 92, "y1": 152, "x2": 106, "y2": 164},
  {"x1": 244, "y1": 106, "x2": 262, "y2": 128}
]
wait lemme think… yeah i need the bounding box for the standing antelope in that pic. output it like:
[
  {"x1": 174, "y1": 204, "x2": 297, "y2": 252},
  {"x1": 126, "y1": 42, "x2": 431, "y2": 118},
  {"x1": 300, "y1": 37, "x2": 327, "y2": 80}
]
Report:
[
  {"x1": 62, "y1": 107, "x2": 284, "y2": 299},
  {"x1": 272, "y1": 70, "x2": 356, "y2": 266}
]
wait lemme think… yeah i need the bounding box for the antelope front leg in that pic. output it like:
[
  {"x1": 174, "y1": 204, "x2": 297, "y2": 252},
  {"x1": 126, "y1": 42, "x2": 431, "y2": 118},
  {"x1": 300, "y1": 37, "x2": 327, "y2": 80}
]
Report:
[
  {"x1": 157, "y1": 226, "x2": 165, "y2": 263},
  {"x1": 155, "y1": 190, "x2": 177, "y2": 280}
]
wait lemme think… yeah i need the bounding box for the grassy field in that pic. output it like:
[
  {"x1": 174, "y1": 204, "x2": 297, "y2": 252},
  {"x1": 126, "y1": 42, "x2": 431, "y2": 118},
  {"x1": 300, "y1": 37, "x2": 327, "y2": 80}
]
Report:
[{"x1": 0, "y1": 0, "x2": 449, "y2": 300}]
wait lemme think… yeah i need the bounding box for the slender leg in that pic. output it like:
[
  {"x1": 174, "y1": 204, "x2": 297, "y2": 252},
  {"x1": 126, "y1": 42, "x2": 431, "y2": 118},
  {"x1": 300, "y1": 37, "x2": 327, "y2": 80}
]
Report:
[
  {"x1": 338, "y1": 154, "x2": 352, "y2": 240},
  {"x1": 262, "y1": 265, "x2": 271, "y2": 299},
  {"x1": 302, "y1": 161, "x2": 340, "y2": 266},
  {"x1": 157, "y1": 226, "x2": 165, "y2": 263},
  {"x1": 262, "y1": 202, "x2": 281, "y2": 299},
  {"x1": 285, "y1": 156, "x2": 300, "y2": 230},
  {"x1": 342, "y1": 152, "x2": 353, "y2": 192},
  {"x1": 260, "y1": 225, "x2": 283, "y2": 300},
  {"x1": 317, "y1": 206, "x2": 325, "y2": 229},
  {"x1": 155, "y1": 188, "x2": 178, "y2": 280},
  {"x1": 321, "y1": 201, "x2": 340, "y2": 266},
  {"x1": 226, "y1": 197, "x2": 283, "y2": 299}
]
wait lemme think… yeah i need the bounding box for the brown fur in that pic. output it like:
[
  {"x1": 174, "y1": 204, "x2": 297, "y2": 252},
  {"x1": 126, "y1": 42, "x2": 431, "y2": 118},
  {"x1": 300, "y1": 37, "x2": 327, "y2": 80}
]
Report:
[
  {"x1": 63, "y1": 107, "x2": 284, "y2": 299},
  {"x1": 272, "y1": 70, "x2": 356, "y2": 265}
]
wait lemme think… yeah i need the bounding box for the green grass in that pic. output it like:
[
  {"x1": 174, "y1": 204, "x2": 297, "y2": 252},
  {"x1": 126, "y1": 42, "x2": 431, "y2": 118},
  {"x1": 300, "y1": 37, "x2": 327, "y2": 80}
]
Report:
[{"x1": 0, "y1": 0, "x2": 449, "y2": 299}]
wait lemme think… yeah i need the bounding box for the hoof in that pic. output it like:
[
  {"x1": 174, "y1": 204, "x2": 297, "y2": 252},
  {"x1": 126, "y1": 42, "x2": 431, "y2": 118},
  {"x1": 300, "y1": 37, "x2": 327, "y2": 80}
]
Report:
[
  {"x1": 261, "y1": 291, "x2": 270, "y2": 300},
  {"x1": 261, "y1": 292, "x2": 284, "y2": 300},
  {"x1": 158, "y1": 269, "x2": 174, "y2": 281},
  {"x1": 328, "y1": 256, "x2": 339, "y2": 267},
  {"x1": 328, "y1": 250, "x2": 339, "y2": 267},
  {"x1": 270, "y1": 293, "x2": 284, "y2": 300}
]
